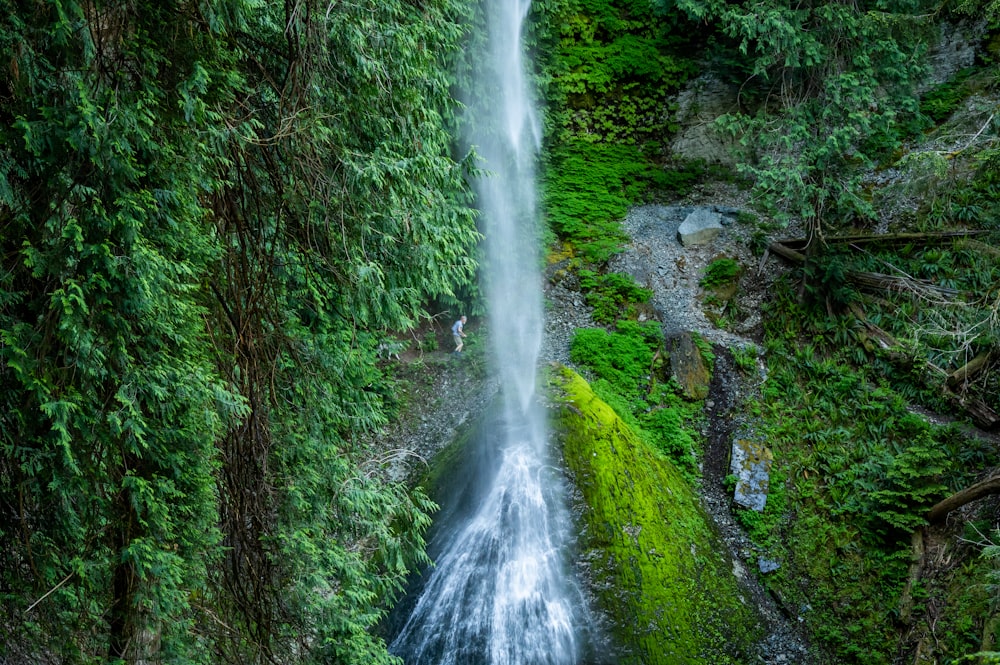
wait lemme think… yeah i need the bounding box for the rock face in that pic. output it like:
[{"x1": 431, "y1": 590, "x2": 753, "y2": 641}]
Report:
[
  {"x1": 677, "y1": 208, "x2": 723, "y2": 247},
  {"x1": 730, "y1": 438, "x2": 773, "y2": 512},
  {"x1": 552, "y1": 366, "x2": 761, "y2": 665},
  {"x1": 670, "y1": 73, "x2": 739, "y2": 165},
  {"x1": 924, "y1": 20, "x2": 981, "y2": 89},
  {"x1": 670, "y1": 332, "x2": 711, "y2": 400}
]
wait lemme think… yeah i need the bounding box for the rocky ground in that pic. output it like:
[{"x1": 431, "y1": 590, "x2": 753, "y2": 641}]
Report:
[
  {"x1": 379, "y1": 179, "x2": 823, "y2": 662},
  {"x1": 598, "y1": 187, "x2": 819, "y2": 663}
]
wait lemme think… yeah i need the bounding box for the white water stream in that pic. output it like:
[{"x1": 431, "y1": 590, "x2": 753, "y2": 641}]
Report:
[{"x1": 388, "y1": 1, "x2": 595, "y2": 663}]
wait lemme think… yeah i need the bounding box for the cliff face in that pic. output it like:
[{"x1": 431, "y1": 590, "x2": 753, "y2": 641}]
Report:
[{"x1": 549, "y1": 365, "x2": 761, "y2": 665}]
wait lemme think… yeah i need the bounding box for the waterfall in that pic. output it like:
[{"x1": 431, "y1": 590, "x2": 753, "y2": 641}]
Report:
[{"x1": 388, "y1": 0, "x2": 596, "y2": 663}]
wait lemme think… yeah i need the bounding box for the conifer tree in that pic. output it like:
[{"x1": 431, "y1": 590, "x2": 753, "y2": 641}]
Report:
[{"x1": 0, "y1": 1, "x2": 478, "y2": 662}]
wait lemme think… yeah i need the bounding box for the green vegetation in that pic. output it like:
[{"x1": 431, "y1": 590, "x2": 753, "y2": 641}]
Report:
[
  {"x1": 730, "y1": 344, "x2": 759, "y2": 375},
  {"x1": 738, "y1": 275, "x2": 1000, "y2": 663},
  {"x1": 541, "y1": 1, "x2": 1000, "y2": 662},
  {"x1": 549, "y1": 365, "x2": 761, "y2": 664},
  {"x1": 577, "y1": 269, "x2": 653, "y2": 323},
  {"x1": 0, "y1": 1, "x2": 476, "y2": 663},
  {"x1": 700, "y1": 257, "x2": 742, "y2": 289},
  {"x1": 668, "y1": 0, "x2": 934, "y2": 232},
  {"x1": 921, "y1": 68, "x2": 979, "y2": 123},
  {"x1": 543, "y1": 140, "x2": 699, "y2": 261},
  {"x1": 5, "y1": 0, "x2": 1000, "y2": 663},
  {"x1": 570, "y1": 321, "x2": 703, "y2": 479},
  {"x1": 534, "y1": 0, "x2": 704, "y2": 303}
]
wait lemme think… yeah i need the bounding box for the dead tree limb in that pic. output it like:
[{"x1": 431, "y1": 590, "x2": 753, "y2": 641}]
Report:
[
  {"x1": 947, "y1": 351, "x2": 994, "y2": 389},
  {"x1": 948, "y1": 395, "x2": 1000, "y2": 430},
  {"x1": 768, "y1": 240, "x2": 966, "y2": 298},
  {"x1": 846, "y1": 271, "x2": 962, "y2": 298},
  {"x1": 927, "y1": 473, "x2": 1000, "y2": 523},
  {"x1": 775, "y1": 230, "x2": 986, "y2": 250},
  {"x1": 767, "y1": 241, "x2": 806, "y2": 264},
  {"x1": 898, "y1": 529, "x2": 925, "y2": 626}
]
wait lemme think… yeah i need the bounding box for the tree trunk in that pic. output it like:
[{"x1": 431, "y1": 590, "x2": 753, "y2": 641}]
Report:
[
  {"x1": 777, "y1": 229, "x2": 984, "y2": 249},
  {"x1": 927, "y1": 474, "x2": 1000, "y2": 523},
  {"x1": 898, "y1": 529, "x2": 925, "y2": 626},
  {"x1": 108, "y1": 519, "x2": 139, "y2": 662}
]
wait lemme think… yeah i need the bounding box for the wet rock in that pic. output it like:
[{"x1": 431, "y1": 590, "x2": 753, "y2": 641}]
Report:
[
  {"x1": 712, "y1": 205, "x2": 741, "y2": 218},
  {"x1": 759, "y1": 558, "x2": 781, "y2": 574},
  {"x1": 730, "y1": 438, "x2": 773, "y2": 512},
  {"x1": 669, "y1": 332, "x2": 711, "y2": 401},
  {"x1": 677, "y1": 208, "x2": 723, "y2": 247},
  {"x1": 924, "y1": 20, "x2": 980, "y2": 89}
]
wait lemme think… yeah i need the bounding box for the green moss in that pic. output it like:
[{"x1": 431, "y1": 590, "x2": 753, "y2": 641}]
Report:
[
  {"x1": 700, "y1": 257, "x2": 742, "y2": 289},
  {"x1": 549, "y1": 366, "x2": 761, "y2": 664}
]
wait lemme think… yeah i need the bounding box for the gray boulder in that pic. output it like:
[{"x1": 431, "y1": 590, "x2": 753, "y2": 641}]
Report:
[
  {"x1": 677, "y1": 208, "x2": 723, "y2": 247},
  {"x1": 730, "y1": 438, "x2": 773, "y2": 512},
  {"x1": 669, "y1": 332, "x2": 711, "y2": 401}
]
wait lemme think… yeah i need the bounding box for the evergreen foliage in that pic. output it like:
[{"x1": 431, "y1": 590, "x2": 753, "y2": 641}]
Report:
[
  {"x1": 577, "y1": 268, "x2": 653, "y2": 323},
  {"x1": 665, "y1": 0, "x2": 936, "y2": 230},
  {"x1": 699, "y1": 257, "x2": 741, "y2": 289},
  {"x1": 744, "y1": 276, "x2": 1000, "y2": 662},
  {"x1": 0, "y1": 1, "x2": 476, "y2": 662}
]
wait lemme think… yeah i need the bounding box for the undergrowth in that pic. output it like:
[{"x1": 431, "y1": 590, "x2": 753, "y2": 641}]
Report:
[
  {"x1": 534, "y1": 0, "x2": 704, "y2": 298},
  {"x1": 747, "y1": 276, "x2": 1000, "y2": 663},
  {"x1": 570, "y1": 320, "x2": 704, "y2": 480},
  {"x1": 542, "y1": 139, "x2": 701, "y2": 262},
  {"x1": 577, "y1": 268, "x2": 653, "y2": 324}
]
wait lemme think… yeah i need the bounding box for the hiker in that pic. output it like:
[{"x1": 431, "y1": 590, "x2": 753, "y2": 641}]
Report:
[{"x1": 452, "y1": 315, "x2": 467, "y2": 353}]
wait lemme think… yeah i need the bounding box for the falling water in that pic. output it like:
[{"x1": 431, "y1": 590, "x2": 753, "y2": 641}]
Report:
[{"x1": 388, "y1": 0, "x2": 596, "y2": 663}]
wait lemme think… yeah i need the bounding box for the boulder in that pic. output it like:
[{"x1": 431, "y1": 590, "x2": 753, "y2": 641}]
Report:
[
  {"x1": 758, "y1": 558, "x2": 781, "y2": 574},
  {"x1": 551, "y1": 366, "x2": 762, "y2": 665},
  {"x1": 730, "y1": 438, "x2": 773, "y2": 512},
  {"x1": 677, "y1": 208, "x2": 723, "y2": 247},
  {"x1": 669, "y1": 332, "x2": 711, "y2": 401}
]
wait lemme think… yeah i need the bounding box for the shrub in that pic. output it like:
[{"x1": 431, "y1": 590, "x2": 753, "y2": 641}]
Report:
[
  {"x1": 700, "y1": 257, "x2": 742, "y2": 289},
  {"x1": 578, "y1": 269, "x2": 653, "y2": 324},
  {"x1": 570, "y1": 323, "x2": 655, "y2": 400}
]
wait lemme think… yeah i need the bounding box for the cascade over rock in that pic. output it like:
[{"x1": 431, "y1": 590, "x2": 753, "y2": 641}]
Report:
[{"x1": 550, "y1": 365, "x2": 762, "y2": 665}]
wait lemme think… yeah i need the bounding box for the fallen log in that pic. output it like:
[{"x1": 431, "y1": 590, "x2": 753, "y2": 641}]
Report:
[
  {"x1": 848, "y1": 309, "x2": 994, "y2": 426},
  {"x1": 846, "y1": 270, "x2": 963, "y2": 298},
  {"x1": 956, "y1": 238, "x2": 1000, "y2": 258},
  {"x1": 946, "y1": 351, "x2": 994, "y2": 389},
  {"x1": 898, "y1": 529, "x2": 925, "y2": 626},
  {"x1": 775, "y1": 230, "x2": 986, "y2": 250},
  {"x1": 927, "y1": 473, "x2": 1000, "y2": 523},
  {"x1": 947, "y1": 393, "x2": 1000, "y2": 430},
  {"x1": 767, "y1": 241, "x2": 966, "y2": 298},
  {"x1": 766, "y1": 241, "x2": 806, "y2": 264},
  {"x1": 849, "y1": 302, "x2": 900, "y2": 353}
]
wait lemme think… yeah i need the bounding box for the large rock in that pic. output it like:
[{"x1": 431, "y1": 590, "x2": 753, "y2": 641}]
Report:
[
  {"x1": 730, "y1": 438, "x2": 773, "y2": 512},
  {"x1": 677, "y1": 208, "x2": 723, "y2": 247},
  {"x1": 670, "y1": 332, "x2": 711, "y2": 401},
  {"x1": 670, "y1": 73, "x2": 739, "y2": 165},
  {"x1": 551, "y1": 366, "x2": 762, "y2": 665}
]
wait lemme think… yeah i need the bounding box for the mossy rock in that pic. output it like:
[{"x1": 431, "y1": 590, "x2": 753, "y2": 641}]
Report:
[
  {"x1": 549, "y1": 365, "x2": 762, "y2": 664},
  {"x1": 670, "y1": 332, "x2": 711, "y2": 401}
]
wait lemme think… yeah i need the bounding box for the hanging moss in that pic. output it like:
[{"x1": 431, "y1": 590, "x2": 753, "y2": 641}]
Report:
[{"x1": 549, "y1": 365, "x2": 761, "y2": 665}]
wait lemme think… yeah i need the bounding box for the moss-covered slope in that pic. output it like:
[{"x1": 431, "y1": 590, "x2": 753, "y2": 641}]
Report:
[{"x1": 549, "y1": 365, "x2": 761, "y2": 664}]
